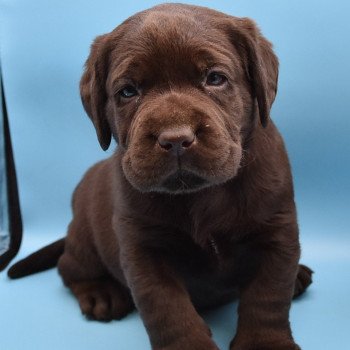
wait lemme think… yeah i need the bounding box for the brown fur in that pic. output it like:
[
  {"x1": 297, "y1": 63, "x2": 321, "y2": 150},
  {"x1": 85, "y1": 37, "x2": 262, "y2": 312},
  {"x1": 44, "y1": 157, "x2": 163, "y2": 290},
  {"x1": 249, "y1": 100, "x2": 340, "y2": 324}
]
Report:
[{"x1": 9, "y1": 4, "x2": 313, "y2": 349}]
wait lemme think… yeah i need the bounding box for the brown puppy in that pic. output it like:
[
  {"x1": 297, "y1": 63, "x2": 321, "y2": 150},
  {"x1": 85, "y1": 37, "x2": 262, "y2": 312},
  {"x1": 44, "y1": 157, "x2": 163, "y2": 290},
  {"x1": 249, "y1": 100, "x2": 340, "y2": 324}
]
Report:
[{"x1": 9, "y1": 3, "x2": 313, "y2": 350}]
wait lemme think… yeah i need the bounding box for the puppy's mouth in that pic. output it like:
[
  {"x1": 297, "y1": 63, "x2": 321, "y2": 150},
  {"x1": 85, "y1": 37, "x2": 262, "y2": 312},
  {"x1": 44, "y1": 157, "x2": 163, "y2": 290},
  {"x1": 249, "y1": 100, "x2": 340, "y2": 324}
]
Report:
[{"x1": 161, "y1": 170, "x2": 208, "y2": 193}]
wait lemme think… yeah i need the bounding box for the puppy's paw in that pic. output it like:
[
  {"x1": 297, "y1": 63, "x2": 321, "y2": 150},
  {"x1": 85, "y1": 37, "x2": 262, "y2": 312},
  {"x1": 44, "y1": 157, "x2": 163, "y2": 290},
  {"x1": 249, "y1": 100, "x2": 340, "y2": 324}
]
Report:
[
  {"x1": 70, "y1": 279, "x2": 134, "y2": 321},
  {"x1": 294, "y1": 264, "x2": 313, "y2": 298}
]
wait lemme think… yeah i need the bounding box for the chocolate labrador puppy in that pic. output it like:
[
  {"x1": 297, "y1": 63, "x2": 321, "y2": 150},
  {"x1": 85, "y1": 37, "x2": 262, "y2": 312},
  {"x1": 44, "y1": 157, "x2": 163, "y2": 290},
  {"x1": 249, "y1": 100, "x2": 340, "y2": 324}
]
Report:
[{"x1": 8, "y1": 3, "x2": 313, "y2": 350}]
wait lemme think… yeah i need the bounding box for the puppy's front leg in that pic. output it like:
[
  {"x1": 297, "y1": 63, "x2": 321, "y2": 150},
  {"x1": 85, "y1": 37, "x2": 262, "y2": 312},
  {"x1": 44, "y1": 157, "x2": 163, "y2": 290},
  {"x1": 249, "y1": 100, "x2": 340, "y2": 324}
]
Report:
[
  {"x1": 231, "y1": 220, "x2": 301, "y2": 350},
  {"x1": 119, "y1": 224, "x2": 219, "y2": 350}
]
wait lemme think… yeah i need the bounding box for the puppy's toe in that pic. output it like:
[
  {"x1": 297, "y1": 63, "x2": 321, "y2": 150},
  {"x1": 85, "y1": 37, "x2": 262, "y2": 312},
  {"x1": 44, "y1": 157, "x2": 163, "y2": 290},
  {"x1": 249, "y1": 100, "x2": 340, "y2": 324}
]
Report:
[
  {"x1": 77, "y1": 293, "x2": 95, "y2": 317},
  {"x1": 92, "y1": 293, "x2": 112, "y2": 321}
]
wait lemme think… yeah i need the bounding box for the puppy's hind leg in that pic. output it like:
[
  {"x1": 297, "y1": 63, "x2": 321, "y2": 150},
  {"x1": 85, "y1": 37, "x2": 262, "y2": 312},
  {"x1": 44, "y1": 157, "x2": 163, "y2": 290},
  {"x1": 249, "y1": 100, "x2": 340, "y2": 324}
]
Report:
[{"x1": 58, "y1": 228, "x2": 134, "y2": 322}]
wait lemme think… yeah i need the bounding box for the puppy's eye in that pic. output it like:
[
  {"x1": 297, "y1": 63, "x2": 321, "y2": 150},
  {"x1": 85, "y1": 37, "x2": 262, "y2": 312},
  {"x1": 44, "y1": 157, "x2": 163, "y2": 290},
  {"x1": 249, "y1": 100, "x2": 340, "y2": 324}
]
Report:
[
  {"x1": 206, "y1": 72, "x2": 227, "y2": 86},
  {"x1": 119, "y1": 85, "x2": 138, "y2": 98}
]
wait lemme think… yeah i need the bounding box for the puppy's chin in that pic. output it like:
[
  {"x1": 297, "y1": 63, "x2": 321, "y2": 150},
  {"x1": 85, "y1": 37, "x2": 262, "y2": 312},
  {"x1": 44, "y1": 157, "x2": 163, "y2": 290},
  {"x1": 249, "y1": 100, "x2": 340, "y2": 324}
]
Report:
[
  {"x1": 129, "y1": 169, "x2": 236, "y2": 195},
  {"x1": 158, "y1": 170, "x2": 209, "y2": 194}
]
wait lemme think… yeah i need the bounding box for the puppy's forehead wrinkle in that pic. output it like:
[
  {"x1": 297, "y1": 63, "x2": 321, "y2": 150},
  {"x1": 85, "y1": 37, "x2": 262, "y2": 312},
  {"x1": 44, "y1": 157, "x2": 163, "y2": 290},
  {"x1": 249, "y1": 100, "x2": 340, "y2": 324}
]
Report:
[
  {"x1": 109, "y1": 14, "x2": 241, "y2": 88},
  {"x1": 107, "y1": 58, "x2": 135, "y2": 92}
]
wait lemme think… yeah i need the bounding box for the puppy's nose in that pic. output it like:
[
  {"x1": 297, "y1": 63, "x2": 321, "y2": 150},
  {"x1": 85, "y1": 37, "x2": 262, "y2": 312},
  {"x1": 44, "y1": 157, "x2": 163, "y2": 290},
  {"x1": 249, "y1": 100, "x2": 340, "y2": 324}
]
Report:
[{"x1": 158, "y1": 127, "x2": 195, "y2": 155}]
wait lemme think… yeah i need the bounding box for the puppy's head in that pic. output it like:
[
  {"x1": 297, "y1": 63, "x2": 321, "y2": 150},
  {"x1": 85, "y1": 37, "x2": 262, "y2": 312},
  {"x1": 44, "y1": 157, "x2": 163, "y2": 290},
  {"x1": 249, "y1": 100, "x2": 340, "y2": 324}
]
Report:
[{"x1": 80, "y1": 4, "x2": 278, "y2": 194}]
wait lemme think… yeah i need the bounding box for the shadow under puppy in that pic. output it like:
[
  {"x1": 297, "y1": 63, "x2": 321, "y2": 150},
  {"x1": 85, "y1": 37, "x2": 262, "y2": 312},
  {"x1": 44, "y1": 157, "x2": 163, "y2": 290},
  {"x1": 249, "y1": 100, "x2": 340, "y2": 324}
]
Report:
[{"x1": 9, "y1": 4, "x2": 313, "y2": 350}]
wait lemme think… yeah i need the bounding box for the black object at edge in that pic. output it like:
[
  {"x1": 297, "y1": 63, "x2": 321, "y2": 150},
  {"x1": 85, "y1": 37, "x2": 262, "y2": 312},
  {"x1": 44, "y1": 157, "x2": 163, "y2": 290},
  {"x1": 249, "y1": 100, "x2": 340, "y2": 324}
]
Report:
[{"x1": 0, "y1": 70, "x2": 23, "y2": 271}]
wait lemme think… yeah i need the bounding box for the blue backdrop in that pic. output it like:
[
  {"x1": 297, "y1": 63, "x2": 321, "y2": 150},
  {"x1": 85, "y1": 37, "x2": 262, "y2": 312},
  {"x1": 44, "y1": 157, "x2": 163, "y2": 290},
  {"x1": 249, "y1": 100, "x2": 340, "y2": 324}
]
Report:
[{"x1": 0, "y1": 1, "x2": 349, "y2": 349}]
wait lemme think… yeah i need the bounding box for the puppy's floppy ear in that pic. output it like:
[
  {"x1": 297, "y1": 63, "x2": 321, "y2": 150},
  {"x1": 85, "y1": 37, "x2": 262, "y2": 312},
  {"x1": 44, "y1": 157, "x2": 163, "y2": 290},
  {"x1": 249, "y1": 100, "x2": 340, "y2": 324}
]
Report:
[
  {"x1": 226, "y1": 18, "x2": 279, "y2": 127},
  {"x1": 80, "y1": 34, "x2": 112, "y2": 150}
]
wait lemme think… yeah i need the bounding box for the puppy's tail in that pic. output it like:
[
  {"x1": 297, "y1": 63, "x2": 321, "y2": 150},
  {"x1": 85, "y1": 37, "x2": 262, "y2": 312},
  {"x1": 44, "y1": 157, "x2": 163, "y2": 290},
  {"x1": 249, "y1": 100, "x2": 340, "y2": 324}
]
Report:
[{"x1": 7, "y1": 238, "x2": 65, "y2": 279}]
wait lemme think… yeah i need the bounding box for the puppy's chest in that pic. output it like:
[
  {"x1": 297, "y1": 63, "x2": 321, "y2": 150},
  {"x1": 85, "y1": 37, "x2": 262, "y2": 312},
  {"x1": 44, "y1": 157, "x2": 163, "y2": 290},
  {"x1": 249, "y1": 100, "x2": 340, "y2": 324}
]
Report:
[
  {"x1": 150, "y1": 192, "x2": 257, "y2": 278},
  {"x1": 165, "y1": 233, "x2": 257, "y2": 308},
  {"x1": 189, "y1": 214, "x2": 253, "y2": 266},
  {"x1": 170, "y1": 200, "x2": 255, "y2": 272},
  {"x1": 205, "y1": 234, "x2": 254, "y2": 277},
  {"x1": 166, "y1": 229, "x2": 251, "y2": 280}
]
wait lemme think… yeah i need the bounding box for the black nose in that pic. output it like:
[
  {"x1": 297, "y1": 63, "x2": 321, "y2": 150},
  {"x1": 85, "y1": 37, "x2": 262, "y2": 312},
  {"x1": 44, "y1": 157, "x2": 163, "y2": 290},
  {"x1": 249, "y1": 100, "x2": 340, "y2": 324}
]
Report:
[{"x1": 158, "y1": 127, "x2": 195, "y2": 155}]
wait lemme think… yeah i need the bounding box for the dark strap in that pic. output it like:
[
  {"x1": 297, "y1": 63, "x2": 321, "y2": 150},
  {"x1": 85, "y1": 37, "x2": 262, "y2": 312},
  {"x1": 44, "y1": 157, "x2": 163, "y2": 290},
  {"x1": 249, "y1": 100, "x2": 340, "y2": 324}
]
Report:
[{"x1": 0, "y1": 71, "x2": 23, "y2": 271}]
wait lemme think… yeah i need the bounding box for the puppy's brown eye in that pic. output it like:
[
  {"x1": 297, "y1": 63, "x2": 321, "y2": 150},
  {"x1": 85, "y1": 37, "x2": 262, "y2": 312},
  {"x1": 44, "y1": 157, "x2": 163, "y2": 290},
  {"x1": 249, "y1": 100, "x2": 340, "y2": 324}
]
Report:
[
  {"x1": 119, "y1": 85, "x2": 138, "y2": 98},
  {"x1": 206, "y1": 72, "x2": 227, "y2": 86}
]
